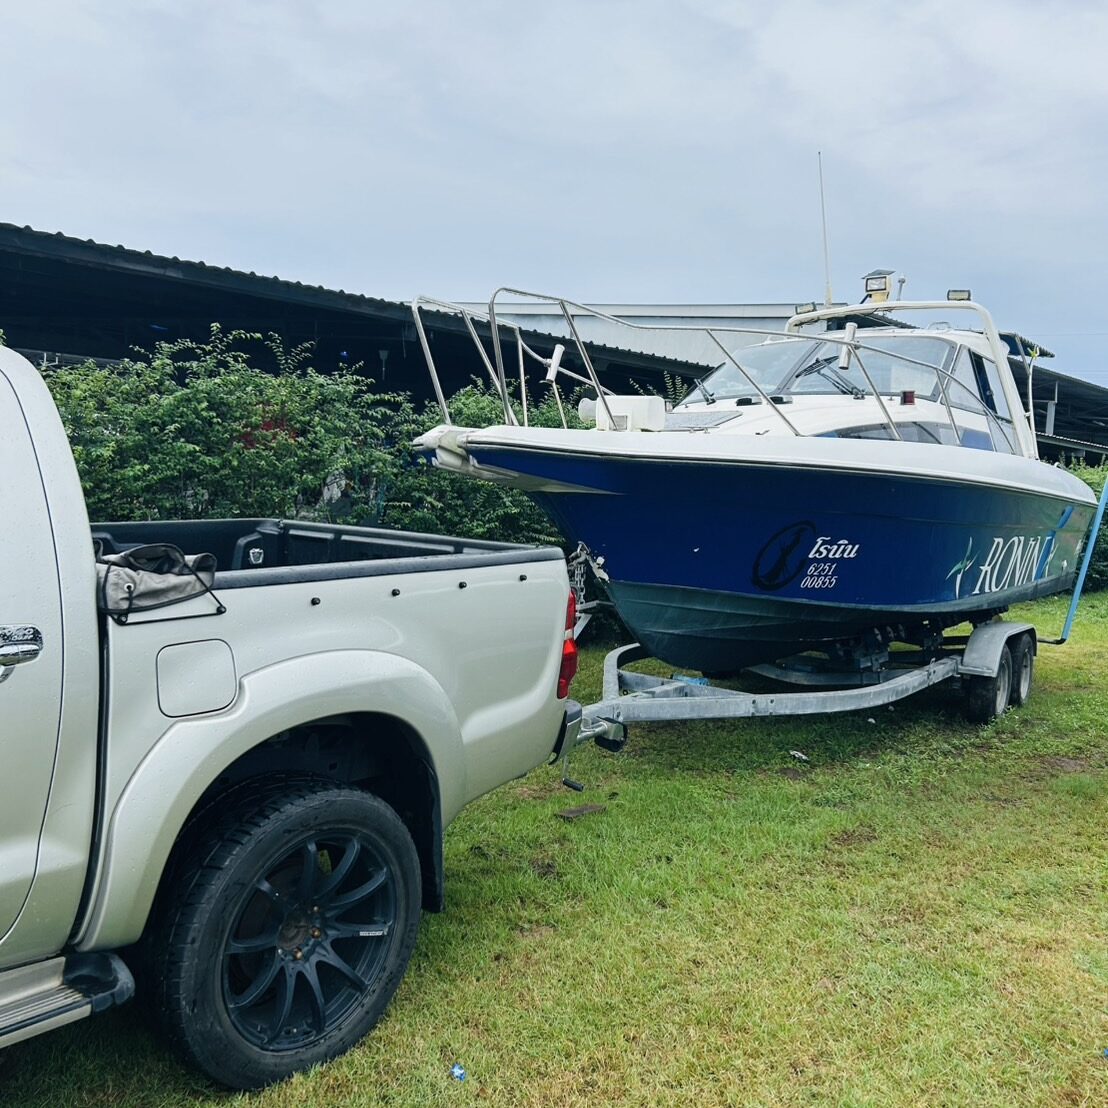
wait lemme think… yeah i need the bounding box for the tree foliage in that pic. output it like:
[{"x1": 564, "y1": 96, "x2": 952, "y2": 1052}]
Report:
[
  {"x1": 1067, "y1": 464, "x2": 1108, "y2": 591},
  {"x1": 382, "y1": 380, "x2": 580, "y2": 545},
  {"x1": 42, "y1": 336, "x2": 572, "y2": 545},
  {"x1": 44, "y1": 328, "x2": 416, "y2": 523}
]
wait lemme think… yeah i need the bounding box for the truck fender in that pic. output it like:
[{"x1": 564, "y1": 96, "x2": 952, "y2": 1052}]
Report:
[{"x1": 75, "y1": 650, "x2": 464, "y2": 952}]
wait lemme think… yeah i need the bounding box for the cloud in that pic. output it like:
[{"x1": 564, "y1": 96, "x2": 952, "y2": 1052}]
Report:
[{"x1": 0, "y1": 0, "x2": 1106, "y2": 373}]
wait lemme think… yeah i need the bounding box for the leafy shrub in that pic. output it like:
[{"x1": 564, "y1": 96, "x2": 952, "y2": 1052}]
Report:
[
  {"x1": 1067, "y1": 464, "x2": 1108, "y2": 591},
  {"x1": 43, "y1": 328, "x2": 417, "y2": 524},
  {"x1": 382, "y1": 380, "x2": 580, "y2": 545},
  {"x1": 42, "y1": 337, "x2": 573, "y2": 547}
]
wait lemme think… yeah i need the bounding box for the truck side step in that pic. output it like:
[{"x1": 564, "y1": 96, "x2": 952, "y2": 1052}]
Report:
[{"x1": 0, "y1": 953, "x2": 134, "y2": 1049}]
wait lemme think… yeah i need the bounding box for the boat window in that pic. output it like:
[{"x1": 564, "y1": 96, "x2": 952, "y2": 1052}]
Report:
[
  {"x1": 943, "y1": 347, "x2": 1016, "y2": 454},
  {"x1": 970, "y1": 353, "x2": 1011, "y2": 420},
  {"x1": 675, "y1": 339, "x2": 817, "y2": 404},
  {"x1": 787, "y1": 335, "x2": 950, "y2": 399},
  {"x1": 831, "y1": 422, "x2": 962, "y2": 446},
  {"x1": 970, "y1": 352, "x2": 1017, "y2": 453},
  {"x1": 946, "y1": 347, "x2": 983, "y2": 412}
]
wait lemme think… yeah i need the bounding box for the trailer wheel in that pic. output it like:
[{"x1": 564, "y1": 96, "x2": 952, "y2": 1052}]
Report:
[
  {"x1": 964, "y1": 643, "x2": 1013, "y2": 723},
  {"x1": 1009, "y1": 634, "x2": 1034, "y2": 707},
  {"x1": 154, "y1": 781, "x2": 421, "y2": 1090}
]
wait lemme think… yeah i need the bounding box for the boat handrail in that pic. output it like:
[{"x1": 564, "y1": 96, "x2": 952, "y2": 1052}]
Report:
[{"x1": 412, "y1": 290, "x2": 1024, "y2": 454}]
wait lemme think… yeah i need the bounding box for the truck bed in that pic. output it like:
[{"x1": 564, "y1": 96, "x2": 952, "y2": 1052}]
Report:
[{"x1": 91, "y1": 518, "x2": 563, "y2": 588}]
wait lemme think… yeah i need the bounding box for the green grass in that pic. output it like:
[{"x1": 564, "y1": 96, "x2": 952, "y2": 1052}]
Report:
[{"x1": 4, "y1": 595, "x2": 1107, "y2": 1106}]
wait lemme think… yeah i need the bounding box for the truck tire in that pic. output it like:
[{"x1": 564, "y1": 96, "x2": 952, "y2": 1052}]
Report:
[
  {"x1": 153, "y1": 780, "x2": 421, "y2": 1090},
  {"x1": 1008, "y1": 633, "x2": 1034, "y2": 707},
  {"x1": 963, "y1": 643, "x2": 1013, "y2": 724}
]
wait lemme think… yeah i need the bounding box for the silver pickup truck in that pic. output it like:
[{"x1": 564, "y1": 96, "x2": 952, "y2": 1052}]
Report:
[{"x1": 0, "y1": 345, "x2": 581, "y2": 1088}]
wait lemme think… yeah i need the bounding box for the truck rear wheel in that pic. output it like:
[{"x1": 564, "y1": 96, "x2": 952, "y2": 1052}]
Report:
[{"x1": 154, "y1": 781, "x2": 421, "y2": 1090}]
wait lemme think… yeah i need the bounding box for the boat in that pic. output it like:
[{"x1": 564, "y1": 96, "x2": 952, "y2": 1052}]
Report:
[{"x1": 412, "y1": 279, "x2": 1098, "y2": 673}]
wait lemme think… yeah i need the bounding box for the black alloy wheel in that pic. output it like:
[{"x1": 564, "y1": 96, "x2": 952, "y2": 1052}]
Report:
[
  {"x1": 155, "y1": 781, "x2": 421, "y2": 1089},
  {"x1": 223, "y1": 831, "x2": 396, "y2": 1050}
]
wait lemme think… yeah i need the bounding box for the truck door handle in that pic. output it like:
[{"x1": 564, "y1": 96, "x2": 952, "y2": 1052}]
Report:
[{"x1": 0, "y1": 626, "x2": 43, "y2": 683}]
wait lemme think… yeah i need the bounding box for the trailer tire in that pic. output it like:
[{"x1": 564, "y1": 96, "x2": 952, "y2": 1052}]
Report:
[
  {"x1": 1009, "y1": 633, "x2": 1034, "y2": 707},
  {"x1": 964, "y1": 643, "x2": 1013, "y2": 724},
  {"x1": 153, "y1": 781, "x2": 421, "y2": 1090}
]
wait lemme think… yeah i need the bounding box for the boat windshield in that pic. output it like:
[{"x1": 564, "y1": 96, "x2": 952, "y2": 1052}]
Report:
[
  {"x1": 679, "y1": 334, "x2": 954, "y2": 404},
  {"x1": 678, "y1": 339, "x2": 815, "y2": 404}
]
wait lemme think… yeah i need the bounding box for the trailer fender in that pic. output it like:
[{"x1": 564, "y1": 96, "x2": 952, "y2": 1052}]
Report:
[{"x1": 959, "y1": 622, "x2": 1036, "y2": 678}]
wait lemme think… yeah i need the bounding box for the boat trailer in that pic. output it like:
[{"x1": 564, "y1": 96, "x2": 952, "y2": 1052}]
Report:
[{"x1": 564, "y1": 619, "x2": 1034, "y2": 769}]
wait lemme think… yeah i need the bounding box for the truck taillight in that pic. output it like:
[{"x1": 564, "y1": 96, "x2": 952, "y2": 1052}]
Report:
[{"x1": 558, "y1": 592, "x2": 578, "y2": 699}]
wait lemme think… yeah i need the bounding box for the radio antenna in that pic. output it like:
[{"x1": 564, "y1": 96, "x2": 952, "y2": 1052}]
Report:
[{"x1": 817, "y1": 150, "x2": 833, "y2": 306}]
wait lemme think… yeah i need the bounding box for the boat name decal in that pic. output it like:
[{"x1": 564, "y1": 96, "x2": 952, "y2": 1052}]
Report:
[
  {"x1": 806, "y1": 537, "x2": 860, "y2": 561},
  {"x1": 799, "y1": 536, "x2": 860, "y2": 591},
  {"x1": 753, "y1": 524, "x2": 861, "y2": 593},
  {"x1": 971, "y1": 534, "x2": 1057, "y2": 596}
]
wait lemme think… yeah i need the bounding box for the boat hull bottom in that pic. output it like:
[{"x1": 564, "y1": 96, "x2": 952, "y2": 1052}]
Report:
[{"x1": 605, "y1": 579, "x2": 1065, "y2": 673}]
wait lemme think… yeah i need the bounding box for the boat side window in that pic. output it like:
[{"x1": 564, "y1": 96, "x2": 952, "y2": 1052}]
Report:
[
  {"x1": 969, "y1": 352, "x2": 1017, "y2": 453},
  {"x1": 946, "y1": 347, "x2": 984, "y2": 412},
  {"x1": 940, "y1": 347, "x2": 994, "y2": 452},
  {"x1": 943, "y1": 348, "x2": 1017, "y2": 453},
  {"x1": 969, "y1": 353, "x2": 1011, "y2": 420}
]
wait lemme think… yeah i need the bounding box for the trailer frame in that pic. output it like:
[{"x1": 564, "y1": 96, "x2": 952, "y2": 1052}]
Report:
[{"x1": 573, "y1": 620, "x2": 1037, "y2": 755}]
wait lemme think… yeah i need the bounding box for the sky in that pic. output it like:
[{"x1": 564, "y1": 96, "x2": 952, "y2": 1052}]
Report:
[{"x1": 4, "y1": 0, "x2": 1108, "y2": 379}]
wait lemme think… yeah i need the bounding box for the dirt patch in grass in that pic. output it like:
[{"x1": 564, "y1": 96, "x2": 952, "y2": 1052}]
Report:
[
  {"x1": 983, "y1": 792, "x2": 1026, "y2": 808},
  {"x1": 828, "y1": 826, "x2": 879, "y2": 848},
  {"x1": 1037, "y1": 755, "x2": 1091, "y2": 774},
  {"x1": 516, "y1": 783, "x2": 555, "y2": 800},
  {"x1": 515, "y1": 923, "x2": 555, "y2": 941}
]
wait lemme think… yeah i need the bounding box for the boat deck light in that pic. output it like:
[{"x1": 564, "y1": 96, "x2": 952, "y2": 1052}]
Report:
[
  {"x1": 947, "y1": 289, "x2": 972, "y2": 301},
  {"x1": 863, "y1": 269, "x2": 894, "y2": 302}
]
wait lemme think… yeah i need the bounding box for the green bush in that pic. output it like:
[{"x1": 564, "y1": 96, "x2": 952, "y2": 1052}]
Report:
[
  {"x1": 43, "y1": 328, "x2": 418, "y2": 524},
  {"x1": 41, "y1": 337, "x2": 571, "y2": 547},
  {"x1": 1068, "y1": 464, "x2": 1108, "y2": 591},
  {"x1": 382, "y1": 381, "x2": 580, "y2": 545}
]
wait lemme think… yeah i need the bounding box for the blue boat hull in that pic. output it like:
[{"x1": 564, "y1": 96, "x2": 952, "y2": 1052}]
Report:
[{"x1": 467, "y1": 443, "x2": 1094, "y2": 671}]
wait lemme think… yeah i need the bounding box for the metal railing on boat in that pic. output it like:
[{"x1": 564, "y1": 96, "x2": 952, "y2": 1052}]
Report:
[{"x1": 411, "y1": 291, "x2": 1028, "y2": 458}]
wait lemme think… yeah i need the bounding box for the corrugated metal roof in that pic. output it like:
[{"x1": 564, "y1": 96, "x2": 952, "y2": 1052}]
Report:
[
  {"x1": 0, "y1": 222, "x2": 411, "y2": 317},
  {"x1": 1001, "y1": 332, "x2": 1056, "y2": 360},
  {"x1": 0, "y1": 223, "x2": 713, "y2": 375}
]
